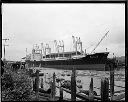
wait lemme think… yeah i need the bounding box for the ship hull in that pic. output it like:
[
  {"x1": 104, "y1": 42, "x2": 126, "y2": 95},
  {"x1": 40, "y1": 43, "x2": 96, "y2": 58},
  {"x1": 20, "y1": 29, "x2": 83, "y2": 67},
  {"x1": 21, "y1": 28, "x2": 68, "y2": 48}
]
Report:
[
  {"x1": 26, "y1": 52, "x2": 112, "y2": 71},
  {"x1": 39, "y1": 64, "x2": 106, "y2": 71}
]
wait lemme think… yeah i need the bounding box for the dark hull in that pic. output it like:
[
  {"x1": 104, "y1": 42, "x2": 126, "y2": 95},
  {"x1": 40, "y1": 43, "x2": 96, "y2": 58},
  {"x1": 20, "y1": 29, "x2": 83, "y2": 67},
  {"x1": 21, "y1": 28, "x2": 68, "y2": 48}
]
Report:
[
  {"x1": 26, "y1": 52, "x2": 113, "y2": 71},
  {"x1": 39, "y1": 64, "x2": 106, "y2": 71}
]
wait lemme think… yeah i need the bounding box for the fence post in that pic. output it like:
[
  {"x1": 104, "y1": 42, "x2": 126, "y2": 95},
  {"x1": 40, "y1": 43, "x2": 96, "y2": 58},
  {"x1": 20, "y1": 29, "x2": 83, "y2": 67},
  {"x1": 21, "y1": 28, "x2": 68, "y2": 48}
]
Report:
[
  {"x1": 110, "y1": 64, "x2": 114, "y2": 100},
  {"x1": 101, "y1": 77, "x2": 109, "y2": 101},
  {"x1": 59, "y1": 87, "x2": 63, "y2": 101},
  {"x1": 89, "y1": 77, "x2": 94, "y2": 101},
  {"x1": 51, "y1": 72, "x2": 56, "y2": 101},
  {"x1": 35, "y1": 70, "x2": 39, "y2": 100},
  {"x1": 71, "y1": 67, "x2": 76, "y2": 101}
]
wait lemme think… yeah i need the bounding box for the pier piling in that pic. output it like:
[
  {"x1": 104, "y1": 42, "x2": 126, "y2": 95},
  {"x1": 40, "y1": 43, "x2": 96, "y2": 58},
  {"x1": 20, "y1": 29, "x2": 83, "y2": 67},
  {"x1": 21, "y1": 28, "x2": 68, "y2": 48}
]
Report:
[
  {"x1": 110, "y1": 64, "x2": 114, "y2": 100},
  {"x1": 59, "y1": 87, "x2": 63, "y2": 101},
  {"x1": 89, "y1": 78, "x2": 94, "y2": 101},
  {"x1": 101, "y1": 77, "x2": 109, "y2": 101},
  {"x1": 35, "y1": 70, "x2": 39, "y2": 100},
  {"x1": 71, "y1": 67, "x2": 76, "y2": 101},
  {"x1": 51, "y1": 72, "x2": 56, "y2": 101}
]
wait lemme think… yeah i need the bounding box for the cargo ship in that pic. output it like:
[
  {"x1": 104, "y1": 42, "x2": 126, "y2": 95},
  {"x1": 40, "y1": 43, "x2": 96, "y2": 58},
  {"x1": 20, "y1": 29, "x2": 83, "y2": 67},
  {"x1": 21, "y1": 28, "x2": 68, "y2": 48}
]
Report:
[{"x1": 25, "y1": 33, "x2": 116, "y2": 71}]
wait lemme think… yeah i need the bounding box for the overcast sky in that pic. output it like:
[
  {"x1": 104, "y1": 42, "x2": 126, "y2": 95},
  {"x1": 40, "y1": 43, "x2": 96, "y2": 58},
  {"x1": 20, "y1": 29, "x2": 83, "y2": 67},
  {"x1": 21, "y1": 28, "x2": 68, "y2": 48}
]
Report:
[{"x1": 2, "y1": 3, "x2": 125, "y2": 61}]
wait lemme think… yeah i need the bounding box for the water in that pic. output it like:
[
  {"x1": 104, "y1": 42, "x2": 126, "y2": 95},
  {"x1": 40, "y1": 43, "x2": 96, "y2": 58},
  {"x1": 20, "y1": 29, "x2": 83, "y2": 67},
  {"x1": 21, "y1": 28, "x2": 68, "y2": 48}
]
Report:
[{"x1": 37, "y1": 67, "x2": 125, "y2": 100}]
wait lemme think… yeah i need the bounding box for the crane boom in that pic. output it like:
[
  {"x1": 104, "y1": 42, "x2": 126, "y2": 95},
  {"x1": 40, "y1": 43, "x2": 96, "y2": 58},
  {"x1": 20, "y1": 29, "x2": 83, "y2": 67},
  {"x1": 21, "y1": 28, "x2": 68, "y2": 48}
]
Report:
[{"x1": 91, "y1": 31, "x2": 109, "y2": 53}]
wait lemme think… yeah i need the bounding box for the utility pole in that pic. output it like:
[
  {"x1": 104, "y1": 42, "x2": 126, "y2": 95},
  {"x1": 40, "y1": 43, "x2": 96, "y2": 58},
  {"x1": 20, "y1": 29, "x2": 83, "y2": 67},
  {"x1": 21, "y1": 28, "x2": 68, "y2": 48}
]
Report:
[{"x1": 2, "y1": 38, "x2": 9, "y2": 61}]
